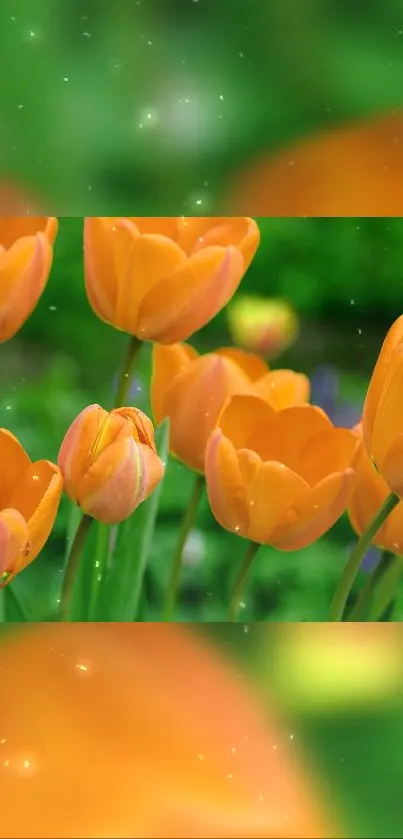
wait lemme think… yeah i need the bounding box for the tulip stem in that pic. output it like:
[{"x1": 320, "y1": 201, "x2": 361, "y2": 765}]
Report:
[
  {"x1": 59, "y1": 514, "x2": 94, "y2": 621},
  {"x1": 113, "y1": 335, "x2": 143, "y2": 408},
  {"x1": 346, "y1": 550, "x2": 393, "y2": 621},
  {"x1": 228, "y1": 541, "x2": 260, "y2": 622},
  {"x1": 162, "y1": 473, "x2": 205, "y2": 621},
  {"x1": 329, "y1": 492, "x2": 400, "y2": 622}
]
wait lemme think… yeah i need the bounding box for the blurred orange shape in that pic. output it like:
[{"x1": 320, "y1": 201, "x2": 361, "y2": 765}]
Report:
[
  {"x1": 0, "y1": 216, "x2": 58, "y2": 342},
  {"x1": 349, "y1": 424, "x2": 403, "y2": 553},
  {"x1": 151, "y1": 343, "x2": 309, "y2": 472},
  {"x1": 228, "y1": 112, "x2": 403, "y2": 216},
  {"x1": 84, "y1": 217, "x2": 260, "y2": 343},
  {"x1": 0, "y1": 623, "x2": 331, "y2": 838},
  {"x1": 0, "y1": 429, "x2": 63, "y2": 586},
  {"x1": 205, "y1": 395, "x2": 359, "y2": 549},
  {"x1": 58, "y1": 404, "x2": 164, "y2": 524}
]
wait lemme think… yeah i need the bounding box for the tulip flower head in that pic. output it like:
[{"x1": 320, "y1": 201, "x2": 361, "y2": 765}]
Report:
[
  {"x1": 84, "y1": 216, "x2": 260, "y2": 343},
  {"x1": 152, "y1": 343, "x2": 310, "y2": 473},
  {"x1": 227, "y1": 296, "x2": 299, "y2": 360},
  {"x1": 362, "y1": 315, "x2": 403, "y2": 496},
  {"x1": 0, "y1": 216, "x2": 58, "y2": 342},
  {"x1": 58, "y1": 404, "x2": 164, "y2": 524},
  {"x1": 349, "y1": 423, "x2": 403, "y2": 554},
  {"x1": 0, "y1": 429, "x2": 63, "y2": 587},
  {"x1": 205, "y1": 395, "x2": 359, "y2": 550}
]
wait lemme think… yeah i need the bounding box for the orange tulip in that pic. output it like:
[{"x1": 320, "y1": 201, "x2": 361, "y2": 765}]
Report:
[
  {"x1": 151, "y1": 343, "x2": 310, "y2": 472},
  {"x1": 58, "y1": 404, "x2": 164, "y2": 524},
  {"x1": 205, "y1": 395, "x2": 359, "y2": 550},
  {"x1": 362, "y1": 315, "x2": 403, "y2": 496},
  {"x1": 84, "y1": 216, "x2": 260, "y2": 343},
  {"x1": 228, "y1": 111, "x2": 403, "y2": 216},
  {"x1": 0, "y1": 429, "x2": 63, "y2": 587},
  {"x1": 0, "y1": 216, "x2": 58, "y2": 342},
  {"x1": 349, "y1": 424, "x2": 403, "y2": 553},
  {"x1": 0, "y1": 623, "x2": 331, "y2": 838}
]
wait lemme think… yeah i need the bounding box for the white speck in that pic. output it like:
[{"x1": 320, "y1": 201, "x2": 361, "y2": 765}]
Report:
[
  {"x1": 350, "y1": 298, "x2": 355, "y2": 305},
  {"x1": 197, "y1": 753, "x2": 204, "y2": 760},
  {"x1": 289, "y1": 733, "x2": 295, "y2": 740},
  {"x1": 23, "y1": 760, "x2": 30, "y2": 769},
  {"x1": 230, "y1": 746, "x2": 237, "y2": 754},
  {"x1": 5, "y1": 406, "x2": 11, "y2": 411},
  {"x1": 75, "y1": 663, "x2": 88, "y2": 672},
  {"x1": 17, "y1": 104, "x2": 23, "y2": 110},
  {"x1": 358, "y1": 328, "x2": 362, "y2": 335},
  {"x1": 32, "y1": 475, "x2": 39, "y2": 481},
  {"x1": 219, "y1": 94, "x2": 224, "y2": 101},
  {"x1": 238, "y1": 51, "x2": 244, "y2": 58},
  {"x1": 273, "y1": 744, "x2": 278, "y2": 750},
  {"x1": 83, "y1": 31, "x2": 91, "y2": 37},
  {"x1": 63, "y1": 76, "x2": 69, "y2": 82},
  {"x1": 227, "y1": 773, "x2": 233, "y2": 779},
  {"x1": 147, "y1": 40, "x2": 153, "y2": 46},
  {"x1": 49, "y1": 305, "x2": 57, "y2": 311},
  {"x1": 0, "y1": 738, "x2": 6, "y2": 745},
  {"x1": 234, "y1": 525, "x2": 240, "y2": 532}
]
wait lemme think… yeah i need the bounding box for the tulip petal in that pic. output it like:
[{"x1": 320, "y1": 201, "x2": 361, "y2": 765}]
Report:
[
  {"x1": 237, "y1": 451, "x2": 308, "y2": 544},
  {"x1": 84, "y1": 217, "x2": 123, "y2": 322},
  {"x1": 137, "y1": 245, "x2": 244, "y2": 343},
  {"x1": 114, "y1": 230, "x2": 187, "y2": 335},
  {"x1": 370, "y1": 343, "x2": 403, "y2": 471},
  {"x1": 267, "y1": 405, "x2": 331, "y2": 474},
  {"x1": 9, "y1": 460, "x2": 63, "y2": 570},
  {"x1": 137, "y1": 442, "x2": 165, "y2": 502},
  {"x1": 78, "y1": 437, "x2": 143, "y2": 524},
  {"x1": 253, "y1": 370, "x2": 310, "y2": 409},
  {"x1": 0, "y1": 508, "x2": 29, "y2": 578},
  {"x1": 205, "y1": 430, "x2": 249, "y2": 536},
  {"x1": 0, "y1": 233, "x2": 52, "y2": 342},
  {"x1": 127, "y1": 217, "x2": 179, "y2": 238},
  {"x1": 0, "y1": 428, "x2": 31, "y2": 509},
  {"x1": 218, "y1": 395, "x2": 279, "y2": 453},
  {"x1": 363, "y1": 315, "x2": 403, "y2": 453},
  {"x1": 215, "y1": 347, "x2": 268, "y2": 381},
  {"x1": 379, "y1": 433, "x2": 403, "y2": 497},
  {"x1": 272, "y1": 470, "x2": 353, "y2": 551},
  {"x1": 0, "y1": 216, "x2": 58, "y2": 249},
  {"x1": 298, "y1": 427, "x2": 360, "y2": 485},
  {"x1": 151, "y1": 343, "x2": 199, "y2": 424},
  {"x1": 348, "y1": 443, "x2": 403, "y2": 551},
  {"x1": 163, "y1": 355, "x2": 251, "y2": 472},
  {"x1": 58, "y1": 404, "x2": 108, "y2": 501}
]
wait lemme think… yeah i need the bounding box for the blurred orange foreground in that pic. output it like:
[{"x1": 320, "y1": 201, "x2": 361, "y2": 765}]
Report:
[
  {"x1": 0, "y1": 623, "x2": 331, "y2": 839},
  {"x1": 229, "y1": 111, "x2": 403, "y2": 216}
]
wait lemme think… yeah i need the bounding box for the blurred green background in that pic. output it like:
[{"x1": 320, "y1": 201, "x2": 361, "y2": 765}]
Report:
[
  {"x1": 208, "y1": 622, "x2": 403, "y2": 839},
  {"x1": 1, "y1": 216, "x2": 403, "y2": 623},
  {"x1": 2, "y1": 0, "x2": 403, "y2": 212}
]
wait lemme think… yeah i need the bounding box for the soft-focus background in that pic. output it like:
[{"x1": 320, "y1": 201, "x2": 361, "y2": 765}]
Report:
[
  {"x1": 1, "y1": 216, "x2": 403, "y2": 622},
  {"x1": 2, "y1": 0, "x2": 403, "y2": 213},
  {"x1": 1, "y1": 622, "x2": 403, "y2": 838}
]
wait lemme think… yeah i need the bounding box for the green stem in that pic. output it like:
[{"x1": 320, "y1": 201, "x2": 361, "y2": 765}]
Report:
[
  {"x1": 367, "y1": 554, "x2": 403, "y2": 621},
  {"x1": 228, "y1": 541, "x2": 260, "y2": 622},
  {"x1": 347, "y1": 550, "x2": 393, "y2": 621},
  {"x1": 329, "y1": 492, "x2": 400, "y2": 621},
  {"x1": 162, "y1": 473, "x2": 205, "y2": 621},
  {"x1": 59, "y1": 514, "x2": 94, "y2": 621},
  {"x1": 113, "y1": 335, "x2": 143, "y2": 408}
]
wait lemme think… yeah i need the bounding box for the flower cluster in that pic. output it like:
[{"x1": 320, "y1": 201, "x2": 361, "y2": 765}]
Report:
[{"x1": 1, "y1": 215, "x2": 402, "y2": 621}]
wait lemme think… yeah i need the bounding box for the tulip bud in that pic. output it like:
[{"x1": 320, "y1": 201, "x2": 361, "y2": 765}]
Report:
[
  {"x1": 58, "y1": 404, "x2": 164, "y2": 524},
  {"x1": 0, "y1": 216, "x2": 58, "y2": 342},
  {"x1": 227, "y1": 296, "x2": 299, "y2": 360}
]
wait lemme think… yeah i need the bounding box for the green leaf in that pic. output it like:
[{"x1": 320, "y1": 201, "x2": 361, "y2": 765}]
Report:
[
  {"x1": 93, "y1": 419, "x2": 170, "y2": 620},
  {"x1": 2, "y1": 583, "x2": 31, "y2": 622}
]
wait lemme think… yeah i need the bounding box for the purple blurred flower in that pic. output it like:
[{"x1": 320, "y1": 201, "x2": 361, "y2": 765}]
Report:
[
  {"x1": 310, "y1": 364, "x2": 361, "y2": 428},
  {"x1": 111, "y1": 373, "x2": 144, "y2": 404}
]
